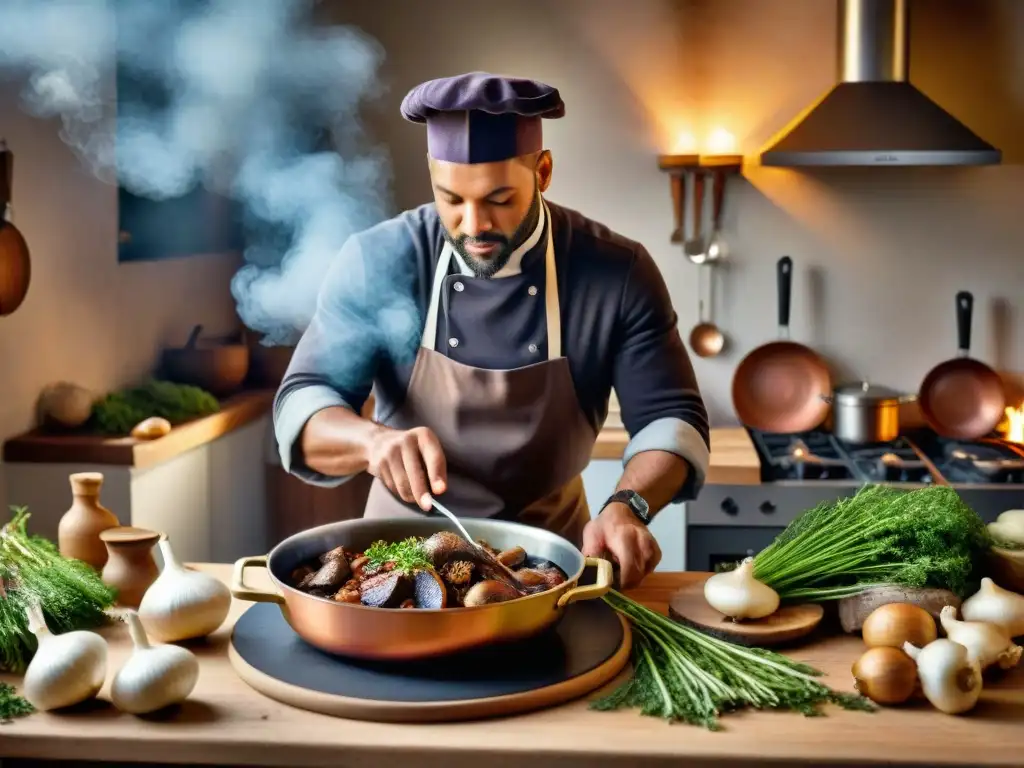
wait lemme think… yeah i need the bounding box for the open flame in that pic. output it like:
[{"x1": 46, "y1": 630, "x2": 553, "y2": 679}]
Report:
[{"x1": 1003, "y1": 401, "x2": 1024, "y2": 444}]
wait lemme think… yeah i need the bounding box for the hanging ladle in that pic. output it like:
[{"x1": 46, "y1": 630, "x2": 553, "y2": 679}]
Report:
[
  {"x1": 686, "y1": 170, "x2": 725, "y2": 357},
  {"x1": 689, "y1": 272, "x2": 725, "y2": 357}
]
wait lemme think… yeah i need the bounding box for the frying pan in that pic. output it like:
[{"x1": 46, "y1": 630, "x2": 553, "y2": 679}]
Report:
[
  {"x1": 918, "y1": 291, "x2": 1006, "y2": 440},
  {"x1": 0, "y1": 140, "x2": 31, "y2": 317},
  {"x1": 732, "y1": 256, "x2": 832, "y2": 433}
]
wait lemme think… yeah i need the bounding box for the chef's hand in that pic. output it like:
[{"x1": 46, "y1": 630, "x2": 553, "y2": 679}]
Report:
[
  {"x1": 582, "y1": 503, "x2": 662, "y2": 589},
  {"x1": 366, "y1": 426, "x2": 447, "y2": 511}
]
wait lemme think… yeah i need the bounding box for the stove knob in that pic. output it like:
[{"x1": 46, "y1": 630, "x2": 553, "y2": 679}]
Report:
[
  {"x1": 759, "y1": 501, "x2": 776, "y2": 515},
  {"x1": 721, "y1": 497, "x2": 739, "y2": 516}
]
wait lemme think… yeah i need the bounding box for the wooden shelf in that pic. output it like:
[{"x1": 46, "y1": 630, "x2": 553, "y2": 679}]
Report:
[
  {"x1": 657, "y1": 154, "x2": 744, "y2": 173},
  {"x1": 3, "y1": 389, "x2": 275, "y2": 470}
]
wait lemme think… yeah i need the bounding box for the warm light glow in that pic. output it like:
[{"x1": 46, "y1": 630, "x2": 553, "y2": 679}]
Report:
[
  {"x1": 706, "y1": 127, "x2": 736, "y2": 154},
  {"x1": 674, "y1": 131, "x2": 698, "y2": 153},
  {"x1": 792, "y1": 447, "x2": 806, "y2": 459},
  {"x1": 1004, "y1": 402, "x2": 1024, "y2": 444},
  {"x1": 671, "y1": 127, "x2": 738, "y2": 155}
]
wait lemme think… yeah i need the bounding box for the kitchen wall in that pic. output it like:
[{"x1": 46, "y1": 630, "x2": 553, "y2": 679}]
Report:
[
  {"x1": 328, "y1": 0, "x2": 1024, "y2": 425},
  {"x1": 0, "y1": 75, "x2": 242, "y2": 506}
]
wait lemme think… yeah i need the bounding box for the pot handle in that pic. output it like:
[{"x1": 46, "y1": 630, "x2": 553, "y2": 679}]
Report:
[
  {"x1": 556, "y1": 556, "x2": 614, "y2": 608},
  {"x1": 231, "y1": 555, "x2": 285, "y2": 605}
]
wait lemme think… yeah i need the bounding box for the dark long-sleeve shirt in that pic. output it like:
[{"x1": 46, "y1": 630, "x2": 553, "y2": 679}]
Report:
[{"x1": 274, "y1": 198, "x2": 711, "y2": 501}]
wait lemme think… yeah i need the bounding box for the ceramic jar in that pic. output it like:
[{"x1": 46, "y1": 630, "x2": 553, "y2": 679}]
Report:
[
  {"x1": 99, "y1": 527, "x2": 162, "y2": 608},
  {"x1": 57, "y1": 472, "x2": 121, "y2": 570}
]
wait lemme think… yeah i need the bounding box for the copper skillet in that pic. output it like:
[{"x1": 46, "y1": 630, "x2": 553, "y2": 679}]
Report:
[
  {"x1": 919, "y1": 290, "x2": 1006, "y2": 440},
  {"x1": 731, "y1": 256, "x2": 832, "y2": 433}
]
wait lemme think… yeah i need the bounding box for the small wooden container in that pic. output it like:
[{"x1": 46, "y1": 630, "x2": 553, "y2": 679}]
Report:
[
  {"x1": 99, "y1": 527, "x2": 162, "y2": 608},
  {"x1": 57, "y1": 472, "x2": 121, "y2": 570}
]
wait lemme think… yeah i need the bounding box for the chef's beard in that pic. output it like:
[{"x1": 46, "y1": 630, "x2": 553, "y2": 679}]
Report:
[{"x1": 444, "y1": 188, "x2": 542, "y2": 279}]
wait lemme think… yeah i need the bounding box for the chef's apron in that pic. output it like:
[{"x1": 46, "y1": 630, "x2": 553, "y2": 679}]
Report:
[{"x1": 362, "y1": 200, "x2": 597, "y2": 547}]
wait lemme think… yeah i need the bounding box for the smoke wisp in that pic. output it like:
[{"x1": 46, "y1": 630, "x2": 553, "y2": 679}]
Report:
[{"x1": 0, "y1": 0, "x2": 408, "y2": 363}]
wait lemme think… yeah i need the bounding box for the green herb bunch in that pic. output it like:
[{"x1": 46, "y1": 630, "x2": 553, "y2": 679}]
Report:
[
  {"x1": 363, "y1": 537, "x2": 433, "y2": 575},
  {"x1": 592, "y1": 592, "x2": 873, "y2": 729},
  {"x1": 91, "y1": 379, "x2": 219, "y2": 435},
  {"x1": 0, "y1": 507, "x2": 117, "y2": 673},
  {"x1": 752, "y1": 484, "x2": 992, "y2": 602}
]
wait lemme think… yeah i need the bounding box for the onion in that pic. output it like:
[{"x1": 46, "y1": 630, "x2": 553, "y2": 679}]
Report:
[
  {"x1": 851, "y1": 647, "x2": 918, "y2": 705},
  {"x1": 862, "y1": 602, "x2": 937, "y2": 649}
]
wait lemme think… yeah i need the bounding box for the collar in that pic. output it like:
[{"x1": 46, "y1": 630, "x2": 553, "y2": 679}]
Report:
[{"x1": 451, "y1": 198, "x2": 547, "y2": 279}]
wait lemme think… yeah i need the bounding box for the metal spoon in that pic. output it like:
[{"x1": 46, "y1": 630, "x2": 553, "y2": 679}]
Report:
[
  {"x1": 704, "y1": 169, "x2": 727, "y2": 263},
  {"x1": 683, "y1": 170, "x2": 708, "y2": 265},
  {"x1": 426, "y1": 495, "x2": 479, "y2": 545}
]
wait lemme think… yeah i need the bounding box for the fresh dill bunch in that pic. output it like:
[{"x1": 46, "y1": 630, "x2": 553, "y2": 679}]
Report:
[
  {"x1": 752, "y1": 484, "x2": 992, "y2": 602},
  {"x1": 363, "y1": 537, "x2": 432, "y2": 574},
  {"x1": 0, "y1": 506, "x2": 117, "y2": 672},
  {"x1": 591, "y1": 591, "x2": 873, "y2": 729}
]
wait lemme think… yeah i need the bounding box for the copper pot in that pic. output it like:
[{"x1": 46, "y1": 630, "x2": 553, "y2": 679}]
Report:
[{"x1": 231, "y1": 516, "x2": 613, "y2": 661}]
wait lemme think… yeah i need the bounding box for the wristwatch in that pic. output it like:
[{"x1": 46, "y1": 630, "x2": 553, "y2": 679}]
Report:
[{"x1": 602, "y1": 490, "x2": 652, "y2": 525}]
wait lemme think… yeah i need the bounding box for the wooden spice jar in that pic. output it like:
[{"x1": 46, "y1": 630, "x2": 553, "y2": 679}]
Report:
[
  {"x1": 99, "y1": 527, "x2": 162, "y2": 608},
  {"x1": 57, "y1": 472, "x2": 121, "y2": 570}
]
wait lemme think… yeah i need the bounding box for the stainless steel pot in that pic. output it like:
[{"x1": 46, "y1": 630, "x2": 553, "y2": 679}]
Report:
[
  {"x1": 231, "y1": 516, "x2": 613, "y2": 661},
  {"x1": 822, "y1": 381, "x2": 917, "y2": 444}
]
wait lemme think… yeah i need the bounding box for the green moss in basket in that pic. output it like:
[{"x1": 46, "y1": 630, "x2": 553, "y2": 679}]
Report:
[{"x1": 90, "y1": 380, "x2": 220, "y2": 436}]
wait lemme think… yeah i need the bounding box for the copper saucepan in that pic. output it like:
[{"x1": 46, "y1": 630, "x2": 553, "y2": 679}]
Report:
[
  {"x1": 231, "y1": 516, "x2": 614, "y2": 661},
  {"x1": 919, "y1": 290, "x2": 1006, "y2": 440},
  {"x1": 731, "y1": 255, "x2": 832, "y2": 433}
]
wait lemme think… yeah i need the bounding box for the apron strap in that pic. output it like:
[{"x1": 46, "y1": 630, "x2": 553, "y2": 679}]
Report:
[{"x1": 421, "y1": 200, "x2": 560, "y2": 361}]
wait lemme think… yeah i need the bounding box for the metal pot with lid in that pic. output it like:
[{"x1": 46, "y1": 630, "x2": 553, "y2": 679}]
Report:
[{"x1": 822, "y1": 382, "x2": 917, "y2": 444}]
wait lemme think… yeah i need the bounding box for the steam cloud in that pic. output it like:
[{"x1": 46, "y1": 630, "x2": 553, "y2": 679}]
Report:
[{"x1": 0, "y1": 0, "x2": 406, "y2": 358}]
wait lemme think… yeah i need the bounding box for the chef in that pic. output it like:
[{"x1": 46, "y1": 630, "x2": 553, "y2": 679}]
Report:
[{"x1": 273, "y1": 72, "x2": 710, "y2": 588}]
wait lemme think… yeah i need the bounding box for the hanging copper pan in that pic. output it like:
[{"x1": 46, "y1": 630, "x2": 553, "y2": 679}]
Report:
[
  {"x1": 918, "y1": 291, "x2": 1006, "y2": 440},
  {"x1": 731, "y1": 256, "x2": 831, "y2": 433},
  {"x1": 0, "y1": 140, "x2": 31, "y2": 317}
]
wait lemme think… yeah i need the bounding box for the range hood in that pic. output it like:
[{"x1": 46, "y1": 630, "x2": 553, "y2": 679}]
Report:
[{"x1": 760, "y1": 0, "x2": 1001, "y2": 167}]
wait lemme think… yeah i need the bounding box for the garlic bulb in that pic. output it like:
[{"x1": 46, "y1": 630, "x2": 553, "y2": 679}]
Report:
[
  {"x1": 22, "y1": 601, "x2": 108, "y2": 711},
  {"x1": 703, "y1": 557, "x2": 780, "y2": 620},
  {"x1": 961, "y1": 578, "x2": 1024, "y2": 638},
  {"x1": 111, "y1": 610, "x2": 199, "y2": 714},
  {"x1": 988, "y1": 509, "x2": 1024, "y2": 547},
  {"x1": 138, "y1": 537, "x2": 231, "y2": 642},
  {"x1": 938, "y1": 605, "x2": 1022, "y2": 671},
  {"x1": 903, "y1": 639, "x2": 982, "y2": 715}
]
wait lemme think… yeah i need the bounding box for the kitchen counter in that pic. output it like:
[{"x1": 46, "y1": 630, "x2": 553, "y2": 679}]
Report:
[
  {"x1": 3, "y1": 566, "x2": 1021, "y2": 768},
  {"x1": 594, "y1": 426, "x2": 761, "y2": 485}
]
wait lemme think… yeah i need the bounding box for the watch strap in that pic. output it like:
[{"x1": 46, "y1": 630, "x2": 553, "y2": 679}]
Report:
[{"x1": 603, "y1": 489, "x2": 651, "y2": 525}]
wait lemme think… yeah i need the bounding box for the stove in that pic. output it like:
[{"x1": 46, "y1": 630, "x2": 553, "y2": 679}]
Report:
[{"x1": 687, "y1": 427, "x2": 1024, "y2": 573}]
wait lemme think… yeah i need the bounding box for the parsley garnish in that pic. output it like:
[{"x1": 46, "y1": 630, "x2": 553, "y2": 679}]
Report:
[{"x1": 363, "y1": 537, "x2": 432, "y2": 575}]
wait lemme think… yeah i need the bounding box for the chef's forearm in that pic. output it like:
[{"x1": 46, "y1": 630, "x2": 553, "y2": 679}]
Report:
[
  {"x1": 299, "y1": 406, "x2": 383, "y2": 478},
  {"x1": 614, "y1": 450, "x2": 689, "y2": 517}
]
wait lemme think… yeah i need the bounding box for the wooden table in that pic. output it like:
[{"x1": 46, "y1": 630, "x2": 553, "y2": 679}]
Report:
[{"x1": 2, "y1": 567, "x2": 1022, "y2": 768}]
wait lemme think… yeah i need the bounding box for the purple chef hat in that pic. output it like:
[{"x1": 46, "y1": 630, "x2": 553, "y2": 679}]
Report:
[{"x1": 401, "y1": 72, "x2": 565, "y2": 164}]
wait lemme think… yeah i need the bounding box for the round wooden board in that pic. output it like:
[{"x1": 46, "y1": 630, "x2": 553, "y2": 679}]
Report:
[
  {"x1": 228, "y1": 601, "x2": 633, "y2": 723},
  {"x1": 668, "y1": 578, "x2": 824, "y2": 646}
]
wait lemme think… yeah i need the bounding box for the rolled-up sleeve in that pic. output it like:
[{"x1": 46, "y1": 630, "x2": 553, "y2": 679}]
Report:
[
  {"x1": 612, "y1": 245, "x2": 711, "y2": 502},
  {"x1": 273, "y1": 234, "x2": 379, "y2": 487}
]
